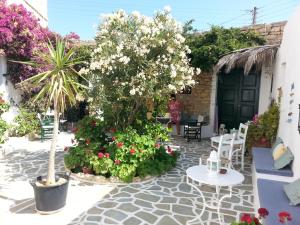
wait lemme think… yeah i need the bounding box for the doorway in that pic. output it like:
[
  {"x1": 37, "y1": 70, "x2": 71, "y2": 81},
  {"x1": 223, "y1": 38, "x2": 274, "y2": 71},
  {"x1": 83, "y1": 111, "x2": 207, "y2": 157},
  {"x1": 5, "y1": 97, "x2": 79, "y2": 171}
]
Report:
[{"x1": 217, "y1": 69, "x2": 261, "y2": 129}]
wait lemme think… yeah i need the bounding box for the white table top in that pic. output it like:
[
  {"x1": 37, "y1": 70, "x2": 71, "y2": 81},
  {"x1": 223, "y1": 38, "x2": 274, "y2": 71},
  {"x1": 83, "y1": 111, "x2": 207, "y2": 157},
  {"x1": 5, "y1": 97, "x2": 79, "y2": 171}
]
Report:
[
  {"x1": 186, "y1": 165, "x2": 244, "y2": 187},
  {"x1": 210, "y1": 135, "x2": 245, "y2": 145}
]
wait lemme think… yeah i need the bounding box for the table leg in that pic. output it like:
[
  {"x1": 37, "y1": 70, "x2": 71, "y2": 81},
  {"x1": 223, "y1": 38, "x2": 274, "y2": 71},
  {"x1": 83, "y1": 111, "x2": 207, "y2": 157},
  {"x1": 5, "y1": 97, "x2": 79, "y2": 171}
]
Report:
[
  {"x1": 217, "y1": 186, "x2": 233, "y2": 225},
  {"x1": 186, "y1": 178, "x2": 206, "y2": 225}
]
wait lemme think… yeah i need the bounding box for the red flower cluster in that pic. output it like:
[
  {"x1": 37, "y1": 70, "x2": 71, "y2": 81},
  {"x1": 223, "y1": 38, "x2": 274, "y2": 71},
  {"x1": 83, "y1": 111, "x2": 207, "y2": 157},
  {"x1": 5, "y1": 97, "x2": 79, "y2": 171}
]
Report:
[
  {"x1": 98, "y1": 152, "x2": 110, "y2": 159},
  {"x1": 155, "y1": 143, "x2": 160, "y2": 148},
  {"x1": 240, "y1": 214, "x2": 260, "y2": 225},
  {"x1": 130, "y1": 148, "x2": 136, "y2": 155},
  {"x1": 98, "y1": 152, "x2": 104, "y2": 159},
  {"x1": 112, "y1": 136, "x2": 116, "y2": 141},
  {"x1": 115, "y1": 159, "x2": 121, "y2": 165},
  {"x1": 117, "y1": 142, "x2": 124, "y2": 148},
  {"x1": 258, "y1": 208, "x2": 269, "y2": 218},
  {"x1": 278, "y1": 211, "x2": 292, "y2": 224}
]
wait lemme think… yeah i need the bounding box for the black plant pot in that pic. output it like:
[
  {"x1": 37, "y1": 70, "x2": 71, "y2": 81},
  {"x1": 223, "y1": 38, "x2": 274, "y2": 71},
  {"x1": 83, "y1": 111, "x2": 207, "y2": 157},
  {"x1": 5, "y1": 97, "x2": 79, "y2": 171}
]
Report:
[{"x1": 30, "y1": 173, "x2": 70, "y2": 214}]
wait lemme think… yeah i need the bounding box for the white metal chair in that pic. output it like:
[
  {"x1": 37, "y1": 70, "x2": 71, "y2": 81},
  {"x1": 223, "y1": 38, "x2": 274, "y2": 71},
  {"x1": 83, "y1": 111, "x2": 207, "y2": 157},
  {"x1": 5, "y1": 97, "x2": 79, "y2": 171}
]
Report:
[
  {"x1": 200, "y1": 135, "x2": 233, "y2": 169},
  {"x1": 234, "y1": 123, "x2": 249, "y2": 170}
]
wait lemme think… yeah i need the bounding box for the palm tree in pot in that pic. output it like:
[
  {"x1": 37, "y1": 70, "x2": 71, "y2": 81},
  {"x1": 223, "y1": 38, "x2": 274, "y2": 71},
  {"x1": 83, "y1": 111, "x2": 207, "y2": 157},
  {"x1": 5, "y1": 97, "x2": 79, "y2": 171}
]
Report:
[{"x1": 19, "y1": 39, "x2": 87, "y2": 213}]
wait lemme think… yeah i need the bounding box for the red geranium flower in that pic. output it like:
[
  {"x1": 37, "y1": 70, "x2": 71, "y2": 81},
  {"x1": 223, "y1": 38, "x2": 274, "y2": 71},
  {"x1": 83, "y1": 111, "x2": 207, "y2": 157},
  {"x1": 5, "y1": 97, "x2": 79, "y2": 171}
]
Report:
[
  {"x1": 112, "y1": 136, "x2": 116, "y2": 141},
  {"x1": 130, "y1": 148, "x2": 136, "y2": 154},
  {"x1": 117, "y1": 142, "x2": 124, "y2": 148},
  {"x1": 258, "y1": 208, "x2": 269, "y2": 218},
  {"x1": 98, "y1": 152, "x2": 104, "y2": 159},
  {"x1": 64, "y1": 147, "x2": 69, "y2": 152},
  {"x1": 253, "y1": 217, "x2": 260, "y2": 225},
  {"x1": 115, "y1": 159, "x2": 121, "y2": 165},
  {"x1": 241, "y1": 214, "x2": 252, "y2": 224},
  {"x1": 279, "y1": 211, "x2": 292, "y2": 223},
  {"x1": 110, "y1": 128, "x2": 116, "y2": 133},
  {"x1": 155, "y1": 143, "x2": 160, "y2": 148},
  {"x1": 86, "y1": 138, "x2": 91, "y2": 145},
  {"x1": 105, "y1": 153, "x2": 110, "y2": 158}
]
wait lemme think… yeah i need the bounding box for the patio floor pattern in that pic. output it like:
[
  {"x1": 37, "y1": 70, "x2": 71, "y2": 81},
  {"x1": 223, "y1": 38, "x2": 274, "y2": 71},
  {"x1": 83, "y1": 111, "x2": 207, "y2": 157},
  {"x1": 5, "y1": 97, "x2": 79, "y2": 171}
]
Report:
[{"x1": 0, "y1": 135, "x2": 254, "y2": 225}]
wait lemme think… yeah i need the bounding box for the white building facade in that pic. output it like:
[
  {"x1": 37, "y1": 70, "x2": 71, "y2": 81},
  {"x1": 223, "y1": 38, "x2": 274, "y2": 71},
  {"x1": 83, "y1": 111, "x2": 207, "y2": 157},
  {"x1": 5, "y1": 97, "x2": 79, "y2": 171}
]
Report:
[{"x1": 271, "y1": 5, "x2": 300, "y2": 178}]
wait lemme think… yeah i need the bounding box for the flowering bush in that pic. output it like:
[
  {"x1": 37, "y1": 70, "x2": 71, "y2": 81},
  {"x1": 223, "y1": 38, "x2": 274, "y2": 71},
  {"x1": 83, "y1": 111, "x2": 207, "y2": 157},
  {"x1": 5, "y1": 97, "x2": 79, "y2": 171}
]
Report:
[
  {"x1": 64, "y1": 116, "x2": 178, "y2": 182},
  {"x1": 83, "y1": 7, "x2": 200, "y2": 128},
  {"x1": 0, "y1": 0, "x2": 80, "y2": 85}
]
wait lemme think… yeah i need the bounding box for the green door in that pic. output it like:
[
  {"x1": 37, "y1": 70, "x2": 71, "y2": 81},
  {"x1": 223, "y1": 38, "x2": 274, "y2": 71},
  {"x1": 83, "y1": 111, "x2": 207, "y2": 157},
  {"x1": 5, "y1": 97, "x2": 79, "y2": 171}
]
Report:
[{"x1": 217, "y1": 69, "x2": 260, "y2": 129}]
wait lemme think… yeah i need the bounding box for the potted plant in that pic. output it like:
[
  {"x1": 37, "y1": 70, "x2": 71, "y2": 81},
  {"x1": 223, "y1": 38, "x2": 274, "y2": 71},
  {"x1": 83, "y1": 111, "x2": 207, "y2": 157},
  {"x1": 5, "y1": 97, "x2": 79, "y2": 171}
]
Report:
[
  {"x1": 246, "y1": 103, "x2": 280, "y2": 151},
  {"x1": 18, "y1": 39, "x2": 87, "y2": 213}
]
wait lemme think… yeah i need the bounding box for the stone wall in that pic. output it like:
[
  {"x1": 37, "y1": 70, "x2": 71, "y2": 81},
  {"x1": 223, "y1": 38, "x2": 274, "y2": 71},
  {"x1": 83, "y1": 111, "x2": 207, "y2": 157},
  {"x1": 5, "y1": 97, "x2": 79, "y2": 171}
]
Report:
[
  {"x1": 240, "y1": 21, "x2": 287, "y2": 45},
  {"x1": 177, "y1": 72, "x2": 212, "y2": 118}
]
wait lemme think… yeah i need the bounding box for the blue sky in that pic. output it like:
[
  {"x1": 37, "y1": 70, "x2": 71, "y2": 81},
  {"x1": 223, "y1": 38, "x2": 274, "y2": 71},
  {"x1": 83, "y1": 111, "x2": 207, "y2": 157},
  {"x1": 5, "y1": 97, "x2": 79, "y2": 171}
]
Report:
[{"x1": 48, "y1": 0, "x2": 300, "y2": 40}]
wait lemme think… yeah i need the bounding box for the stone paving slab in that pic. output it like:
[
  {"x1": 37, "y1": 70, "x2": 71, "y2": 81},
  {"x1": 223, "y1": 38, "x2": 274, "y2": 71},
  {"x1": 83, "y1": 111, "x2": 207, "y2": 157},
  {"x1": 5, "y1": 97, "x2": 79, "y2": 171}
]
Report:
[{"x1": 0, "y1": 134, "x2": 254, "y2": 225}]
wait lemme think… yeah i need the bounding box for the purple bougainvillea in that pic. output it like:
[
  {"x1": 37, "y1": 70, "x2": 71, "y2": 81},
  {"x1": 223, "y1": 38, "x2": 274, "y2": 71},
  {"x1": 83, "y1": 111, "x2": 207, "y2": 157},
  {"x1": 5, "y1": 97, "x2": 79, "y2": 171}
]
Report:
[{"x1": 0, "y1": 0, "x2": 79, "y2": 84}]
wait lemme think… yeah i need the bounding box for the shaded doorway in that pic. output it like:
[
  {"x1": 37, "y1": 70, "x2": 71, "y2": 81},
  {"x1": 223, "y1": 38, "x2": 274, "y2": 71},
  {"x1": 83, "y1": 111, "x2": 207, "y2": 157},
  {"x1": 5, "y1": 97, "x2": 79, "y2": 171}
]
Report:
[{"x1": 217, "y1": 69, "x2": 261, "y2": 129}]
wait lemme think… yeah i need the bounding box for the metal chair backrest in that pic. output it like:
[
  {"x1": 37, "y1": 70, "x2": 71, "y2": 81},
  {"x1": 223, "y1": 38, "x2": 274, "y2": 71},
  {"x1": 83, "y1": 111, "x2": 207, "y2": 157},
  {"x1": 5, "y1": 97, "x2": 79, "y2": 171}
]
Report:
[
  {"x1": 238, "y1": 123, "x2": 248, "y2": 140},
  {"x1": 217, "y1": 135, "x2": 231, "y2": 159}
]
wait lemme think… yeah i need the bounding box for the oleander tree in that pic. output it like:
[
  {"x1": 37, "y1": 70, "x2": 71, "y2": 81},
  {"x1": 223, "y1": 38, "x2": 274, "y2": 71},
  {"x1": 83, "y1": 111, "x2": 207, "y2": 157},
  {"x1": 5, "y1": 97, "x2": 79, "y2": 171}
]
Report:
[{"x1": 81, "y1": 7, "x2": 200, "y2": 129}]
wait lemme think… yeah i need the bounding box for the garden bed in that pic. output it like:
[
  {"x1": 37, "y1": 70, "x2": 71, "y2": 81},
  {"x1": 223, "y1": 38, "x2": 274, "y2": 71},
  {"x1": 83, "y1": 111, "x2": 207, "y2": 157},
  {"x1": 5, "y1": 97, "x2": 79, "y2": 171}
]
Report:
[{"x1": 68, "y1": 170, "x2": 156, "y2": 185}]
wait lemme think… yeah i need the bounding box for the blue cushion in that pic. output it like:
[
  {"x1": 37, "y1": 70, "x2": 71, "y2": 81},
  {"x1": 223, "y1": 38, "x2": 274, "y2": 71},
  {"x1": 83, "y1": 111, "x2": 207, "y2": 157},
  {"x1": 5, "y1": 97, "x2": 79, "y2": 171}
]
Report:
[
  {"x1": 252, "y1": 147, "x2": 293, "y2": 177},
  {"x1": 258, "y1": 179, "x2": 300, "y2": 225}
]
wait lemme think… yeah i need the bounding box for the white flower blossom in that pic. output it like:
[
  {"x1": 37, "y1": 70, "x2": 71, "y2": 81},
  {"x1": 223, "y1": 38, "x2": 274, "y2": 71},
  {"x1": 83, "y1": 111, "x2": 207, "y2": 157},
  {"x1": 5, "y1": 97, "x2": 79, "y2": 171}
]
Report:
[{"x1": 163, "y1": 5, "x2": 172, "y2": 13}]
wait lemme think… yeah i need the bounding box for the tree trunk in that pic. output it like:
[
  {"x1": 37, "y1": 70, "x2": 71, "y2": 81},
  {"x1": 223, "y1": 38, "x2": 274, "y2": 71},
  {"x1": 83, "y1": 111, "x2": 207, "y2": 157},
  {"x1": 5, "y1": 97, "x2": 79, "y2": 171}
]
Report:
[{"x1": 46, "y1": 106, "x2": 59, "y2": 185}]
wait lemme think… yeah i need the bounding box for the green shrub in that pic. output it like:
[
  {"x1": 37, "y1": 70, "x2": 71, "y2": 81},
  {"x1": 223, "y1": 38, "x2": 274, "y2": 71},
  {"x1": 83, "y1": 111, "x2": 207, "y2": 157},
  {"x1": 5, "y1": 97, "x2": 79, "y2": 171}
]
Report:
[
  {"x1": 64, "y1": 116, "x2": 179, "y2": 182},
  {"x1": 12, "y1": 108, "x2": 40, "y2": 136},
  {"x1": 0, "y1": 96, "x2": 10, "y2": 143},
  {"x1": 0, "y1": 119, "x2": 9, "y2": 144}
]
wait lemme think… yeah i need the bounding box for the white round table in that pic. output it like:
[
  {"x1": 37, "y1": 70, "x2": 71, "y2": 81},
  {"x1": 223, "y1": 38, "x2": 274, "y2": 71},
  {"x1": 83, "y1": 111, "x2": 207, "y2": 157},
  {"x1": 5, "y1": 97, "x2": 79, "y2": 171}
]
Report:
[{"x1": 186, "y1": 165, "x2": 244, "y2": 225}]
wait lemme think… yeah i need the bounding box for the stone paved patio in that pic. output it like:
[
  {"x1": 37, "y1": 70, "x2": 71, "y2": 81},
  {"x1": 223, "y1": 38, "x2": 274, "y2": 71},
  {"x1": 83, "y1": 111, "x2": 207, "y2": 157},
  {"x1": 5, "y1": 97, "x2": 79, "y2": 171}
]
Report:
[{"x1": 0, "y1": 133, "x2": 254, "y2": 225}]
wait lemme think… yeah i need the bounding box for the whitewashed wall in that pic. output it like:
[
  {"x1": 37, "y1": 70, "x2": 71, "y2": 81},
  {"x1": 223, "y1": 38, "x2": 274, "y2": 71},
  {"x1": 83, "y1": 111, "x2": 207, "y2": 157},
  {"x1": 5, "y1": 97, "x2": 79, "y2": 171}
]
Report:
[
  {"x1": 0, "y1": 56, "x2": 22, "y2": 123},
  {"x1": 272, "y1": 5, "x2": 300, "y2": 178},
  {"x1": 7, "y1": 0, "x2": 48, "y2": 27},
  {"x1": 258, "y1": 65, "x2": 273, "y2": 114}
]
